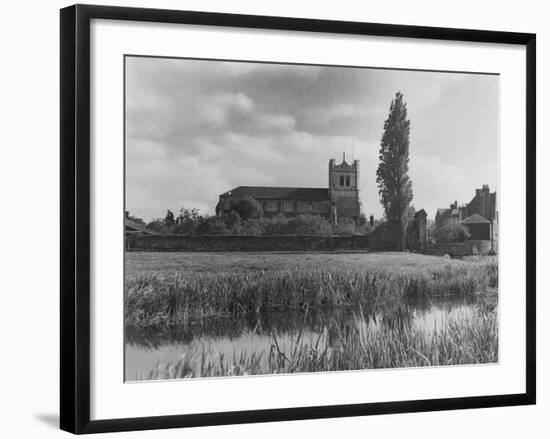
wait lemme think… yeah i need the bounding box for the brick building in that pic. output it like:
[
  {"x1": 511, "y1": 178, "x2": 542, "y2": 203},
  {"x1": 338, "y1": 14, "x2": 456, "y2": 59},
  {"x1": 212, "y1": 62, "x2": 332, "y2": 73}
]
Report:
[
  {"x1": 217, "y1": 155, "x2": 361, "y2": 223},
  {"x1": 435, "y1": 184, "x2": 498, "y2": 252},
  {"x1": 407, "y1": 209, "x2": 428, "y2": 252},
  {"x1": 435, "y1": 202, "x2": 460, "y2": 226}
]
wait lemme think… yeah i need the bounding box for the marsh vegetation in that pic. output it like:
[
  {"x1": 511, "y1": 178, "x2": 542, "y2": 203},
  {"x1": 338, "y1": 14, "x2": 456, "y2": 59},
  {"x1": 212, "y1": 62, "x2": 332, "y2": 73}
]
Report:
[{"x1": 124, "y1": 252, "x2": 498, "y2": 380}]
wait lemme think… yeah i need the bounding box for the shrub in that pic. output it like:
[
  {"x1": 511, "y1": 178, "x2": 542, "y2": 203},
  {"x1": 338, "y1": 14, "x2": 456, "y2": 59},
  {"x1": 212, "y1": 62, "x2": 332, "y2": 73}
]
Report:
[
  {"x1": 146, "y1": 218, "x2": 168, "y2": 234},
  {"x1": 230, "y1": 199, "x2": 260, "y2": 220},
  {"x1": 432, "y1": 223, "x2": 471, "y2": 243},
  {"x1": 148, "y1": 207, "x2": 370, "y2": 237},
  {"x1": 174, "y1": 208, "x2": 201, "y2": 235},
  {"x1": 262, "y1": 214, "x2": 289, "y2": 235},
  {"x1": 195, "y1": 216, "x2": 228, "y2": 235},
  {"x1": 286, "y1": 215, "x2": 332, "y2": 235},
  {"x1": 333, "y1": 217, "x2": 357, "y2": 235}
]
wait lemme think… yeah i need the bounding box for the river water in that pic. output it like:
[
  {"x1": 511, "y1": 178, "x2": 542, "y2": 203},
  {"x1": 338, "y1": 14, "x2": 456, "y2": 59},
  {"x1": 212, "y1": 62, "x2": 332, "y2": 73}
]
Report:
[{"x1": 125, "y1": 297, "x2": 480, "y2": 381}]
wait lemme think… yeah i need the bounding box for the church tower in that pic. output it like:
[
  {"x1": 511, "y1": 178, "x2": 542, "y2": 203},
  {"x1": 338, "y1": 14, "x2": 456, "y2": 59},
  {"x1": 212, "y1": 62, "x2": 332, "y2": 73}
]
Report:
[{"x1": 328, "y1": 153, "x2": 360, "y2": 223}]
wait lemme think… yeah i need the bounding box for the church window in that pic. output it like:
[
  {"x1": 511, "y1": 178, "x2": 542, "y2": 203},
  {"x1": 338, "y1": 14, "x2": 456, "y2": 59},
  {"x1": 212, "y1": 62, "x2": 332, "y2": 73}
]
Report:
[
  {"x1": 339, "y1": 175, "x2": 344, "y2": 186},
  {"x1": 346, "y1": 176, "x2": 350, "y2": 186},
  {"x1": 293, "y1": 202, "x2": 298, "y2": 211}
]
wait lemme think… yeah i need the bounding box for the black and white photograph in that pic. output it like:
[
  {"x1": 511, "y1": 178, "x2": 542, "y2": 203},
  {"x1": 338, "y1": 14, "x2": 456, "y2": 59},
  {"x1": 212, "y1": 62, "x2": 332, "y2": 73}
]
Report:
[
  {"x1": 124, "y1": 56, "x2": 499, "y2": 381},
  {"x1": 0, "y1": 0, "x2": 544, "y2": 436}
]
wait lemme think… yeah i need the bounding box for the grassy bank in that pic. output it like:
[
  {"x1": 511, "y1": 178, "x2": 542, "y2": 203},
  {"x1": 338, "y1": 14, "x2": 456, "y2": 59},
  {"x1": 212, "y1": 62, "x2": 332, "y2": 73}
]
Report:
[
  {"x1": 125, "y1": 251, "x2": 487, "y2": 277},
  {"x1": 125, "y1": 256, "x2": 497, "y2": 332},
  {"x1": 142, "y1": 306, "x2": 498, "y2": 380}
]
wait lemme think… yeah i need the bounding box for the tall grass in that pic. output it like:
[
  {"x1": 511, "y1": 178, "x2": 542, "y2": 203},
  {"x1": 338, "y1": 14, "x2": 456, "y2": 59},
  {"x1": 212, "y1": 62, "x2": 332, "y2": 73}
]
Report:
[
  {"x1": 125, "y1": 259, "x2": 497, "y2": 332},
  {"x1": 141, "y1": 306, "x2": 498, "y2": 380}
]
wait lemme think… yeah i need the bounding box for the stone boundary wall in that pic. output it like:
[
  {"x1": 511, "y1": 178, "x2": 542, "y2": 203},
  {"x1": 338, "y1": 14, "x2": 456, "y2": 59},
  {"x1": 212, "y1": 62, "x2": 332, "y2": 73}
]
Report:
[
  {"x1": 467, "y1": 240, "x2": 493, "y2": 255},
  {"x1": 428, "y1": 243, "x2": 476, "y2": 257},
  {"x1": 369, "y1": 221, "x2": 401, "y2": 251},
  {"x1": 428, "y1": 240, "x2": 493, "y2": 257},
  {"x1": 128, "y1": 234, "x2": 370, "y2": 252}
]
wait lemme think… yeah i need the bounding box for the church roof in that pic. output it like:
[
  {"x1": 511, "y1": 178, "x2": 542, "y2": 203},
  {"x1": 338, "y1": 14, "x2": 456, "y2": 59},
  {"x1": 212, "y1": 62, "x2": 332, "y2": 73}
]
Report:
[
  {"x1": 222, "y1": 186, "x2": 330, "y2": 200},
  {"x1": 461, "y1": 213, "x2": 491, "y2": 224}
]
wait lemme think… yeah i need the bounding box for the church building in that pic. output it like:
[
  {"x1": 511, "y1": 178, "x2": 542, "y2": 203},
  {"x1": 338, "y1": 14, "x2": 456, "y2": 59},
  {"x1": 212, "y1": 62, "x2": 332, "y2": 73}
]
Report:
[{"x1": 216, "y1": 155, "x2": 361, "y2": 223}]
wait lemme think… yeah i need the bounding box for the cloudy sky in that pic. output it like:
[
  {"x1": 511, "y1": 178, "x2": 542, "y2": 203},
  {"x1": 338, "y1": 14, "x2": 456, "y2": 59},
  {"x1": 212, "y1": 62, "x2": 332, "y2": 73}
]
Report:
[{"x1": 125, "y1": 56, "x2": 499, "y2": 221}]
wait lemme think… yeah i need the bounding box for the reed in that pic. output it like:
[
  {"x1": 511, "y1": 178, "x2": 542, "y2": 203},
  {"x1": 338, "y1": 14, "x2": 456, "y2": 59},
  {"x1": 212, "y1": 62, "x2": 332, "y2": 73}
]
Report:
[
  {"x1": 125, "y1": 259, "x2": 498, "y2": 332},
  {"x1": 141, "y1": 306, "x2": 498, "y2": 380}
]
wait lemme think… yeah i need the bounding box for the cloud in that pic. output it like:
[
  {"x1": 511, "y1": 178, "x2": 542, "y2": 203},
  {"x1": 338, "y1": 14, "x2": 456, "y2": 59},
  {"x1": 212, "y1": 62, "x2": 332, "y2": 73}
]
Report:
[
  {"x1": 408, "y1": 155, "x2": 470, "y2": 219},
  {"x1": 305, "y1": 102, "x2": 384, "y2": 126},
  {"x1": 198, "y1": 92, "x2": 254, "y2": 126},
  {"x1": 125, "y1": 56, "x2": 499, "y2": 222}
]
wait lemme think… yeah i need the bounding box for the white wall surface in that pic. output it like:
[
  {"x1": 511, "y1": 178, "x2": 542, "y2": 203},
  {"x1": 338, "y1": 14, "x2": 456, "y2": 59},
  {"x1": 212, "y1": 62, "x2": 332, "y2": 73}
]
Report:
[{"x1": 0, "y1": 0, "x2": 546, "y2": 437}]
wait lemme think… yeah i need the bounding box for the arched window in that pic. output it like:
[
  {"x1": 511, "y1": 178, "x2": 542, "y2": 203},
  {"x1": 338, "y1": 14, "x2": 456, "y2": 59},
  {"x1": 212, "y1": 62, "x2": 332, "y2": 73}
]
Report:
[
  {"x1": 339, "y1": 175, "x2": 344, "y2": 186},
  {"x1": 346, "y1": 176, "x2": 350, "y2": 187}
]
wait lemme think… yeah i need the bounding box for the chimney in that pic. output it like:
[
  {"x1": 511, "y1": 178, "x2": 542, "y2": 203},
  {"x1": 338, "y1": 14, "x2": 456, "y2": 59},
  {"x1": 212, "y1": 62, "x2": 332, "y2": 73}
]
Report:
[{"x1": 369, "y1": 215, "x2": 374, "y2": 227}]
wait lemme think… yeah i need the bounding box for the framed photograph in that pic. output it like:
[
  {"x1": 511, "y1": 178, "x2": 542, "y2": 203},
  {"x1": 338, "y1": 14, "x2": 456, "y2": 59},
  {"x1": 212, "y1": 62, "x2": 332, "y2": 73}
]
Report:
[{"x1": 60, "y1": 4, "x2": 536, "y2": 434}]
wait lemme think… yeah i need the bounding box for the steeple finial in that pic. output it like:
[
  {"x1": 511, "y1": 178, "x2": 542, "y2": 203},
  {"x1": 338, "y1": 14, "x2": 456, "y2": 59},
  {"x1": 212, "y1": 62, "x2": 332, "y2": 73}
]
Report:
[{"x1": 343, "y1": 151, "x2": 346, "y2": 163}]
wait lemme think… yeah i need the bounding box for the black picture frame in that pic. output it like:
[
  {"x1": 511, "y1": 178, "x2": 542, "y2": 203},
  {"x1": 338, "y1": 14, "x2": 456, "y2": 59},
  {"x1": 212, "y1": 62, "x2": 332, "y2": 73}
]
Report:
[{"x1": 60, "y1": 4, "x2": 536, "y2": 434}]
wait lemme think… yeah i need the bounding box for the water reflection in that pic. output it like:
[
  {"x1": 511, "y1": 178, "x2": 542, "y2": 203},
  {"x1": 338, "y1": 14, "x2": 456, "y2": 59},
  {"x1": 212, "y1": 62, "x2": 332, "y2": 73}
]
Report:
[{"x1": 125, "y1": 296, "x2": 480, "y2": 381}]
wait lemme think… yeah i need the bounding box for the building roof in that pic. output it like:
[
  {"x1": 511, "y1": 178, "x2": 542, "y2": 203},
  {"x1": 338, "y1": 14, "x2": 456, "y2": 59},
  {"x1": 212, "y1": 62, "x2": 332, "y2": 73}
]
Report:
[
  {"x1": 461, "y1": 213, "x2": 491, "y2": 224},
  {"x1": 125, "y1": 218, "x2": 144, "y2": 232},
  {"x1": 125, "y1": 218, "x2": 159, "y2": 235},
  {"x1": 436, "y1": 207, "x2": 459, "y2": 218},
  {"x1": 221, "y1": 186, "x2": 330, "y2": 200}
]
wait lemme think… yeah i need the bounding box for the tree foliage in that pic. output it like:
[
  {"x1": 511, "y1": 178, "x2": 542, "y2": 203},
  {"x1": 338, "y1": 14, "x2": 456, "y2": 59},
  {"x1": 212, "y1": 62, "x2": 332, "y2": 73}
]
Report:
[
  {"x1": 145, "y1": 218, "x2": 166, "y2": 234},
  {"x1": 432, "y1": 223, "x2": 471, "y2": 243},
  {"x1": 229, "y1": 199, "x2": 260, "y2": 220},
  {"x1": 146, "y1": 210, "x2": 371, "y2": 236},
  {"x1": 175, "y1": 208, "x2": 201, "y2": 235},
  {"x1": 376, "y1": 92, "x2": 414, "y2": 250},
  {"x1": 164, "y1": 209, "x2": 175, "y2": 226}
]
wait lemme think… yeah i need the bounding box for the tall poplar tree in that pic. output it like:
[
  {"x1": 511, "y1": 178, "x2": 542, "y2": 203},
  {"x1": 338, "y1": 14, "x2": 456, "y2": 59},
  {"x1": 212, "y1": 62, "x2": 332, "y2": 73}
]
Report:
[{"x1": 376, "y1": 92, "x2": 414, "y2": 251}]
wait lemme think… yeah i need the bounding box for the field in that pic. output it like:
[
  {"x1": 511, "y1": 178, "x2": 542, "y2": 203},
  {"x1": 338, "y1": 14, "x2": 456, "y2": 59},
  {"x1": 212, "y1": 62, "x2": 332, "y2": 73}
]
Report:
[
  {"x1": 125, "y1": 251, "x2": 498, "y2": 379},
  {"x1": 125, "y1": 251, "x2": 485, "y2": 276}
]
